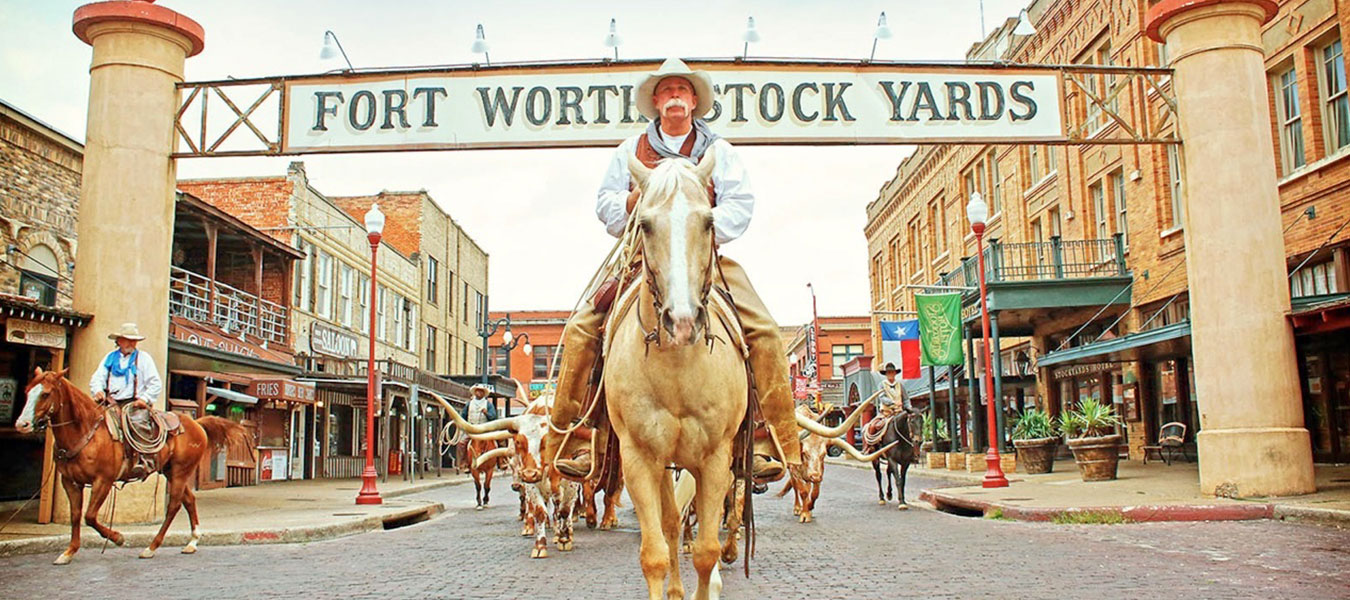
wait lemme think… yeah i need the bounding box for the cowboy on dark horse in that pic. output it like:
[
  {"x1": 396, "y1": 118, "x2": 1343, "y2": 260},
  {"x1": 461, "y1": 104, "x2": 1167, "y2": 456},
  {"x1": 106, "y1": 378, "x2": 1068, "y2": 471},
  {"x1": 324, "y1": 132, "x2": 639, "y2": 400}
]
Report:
[
  {"x1": 89, "y1": 322, "x2": 163, "y2": 480},
  {"x1": 864, "y1": 362, "x2": 914, "y2": 451}
]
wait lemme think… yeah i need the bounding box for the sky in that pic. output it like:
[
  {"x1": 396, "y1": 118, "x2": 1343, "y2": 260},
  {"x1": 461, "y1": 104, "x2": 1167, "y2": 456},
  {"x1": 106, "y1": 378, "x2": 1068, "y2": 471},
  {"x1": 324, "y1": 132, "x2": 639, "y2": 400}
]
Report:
[{"x1": 0, "y1": 0, "x2": 1031, "y2": 326}]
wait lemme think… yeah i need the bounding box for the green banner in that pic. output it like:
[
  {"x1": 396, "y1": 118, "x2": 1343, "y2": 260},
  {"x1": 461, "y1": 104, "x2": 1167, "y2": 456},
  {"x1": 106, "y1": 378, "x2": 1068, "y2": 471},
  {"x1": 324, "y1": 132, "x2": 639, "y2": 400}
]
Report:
[{"x1": 916, "y1": 293, "x2": 963, "y2": 366}]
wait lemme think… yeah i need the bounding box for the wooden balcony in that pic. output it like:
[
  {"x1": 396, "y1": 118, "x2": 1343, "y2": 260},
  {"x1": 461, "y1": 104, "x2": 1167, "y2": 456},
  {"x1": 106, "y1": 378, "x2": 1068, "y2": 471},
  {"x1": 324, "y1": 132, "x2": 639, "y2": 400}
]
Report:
[{"x1": 170, "y1": 266, "x2": 289, "y2": 345}]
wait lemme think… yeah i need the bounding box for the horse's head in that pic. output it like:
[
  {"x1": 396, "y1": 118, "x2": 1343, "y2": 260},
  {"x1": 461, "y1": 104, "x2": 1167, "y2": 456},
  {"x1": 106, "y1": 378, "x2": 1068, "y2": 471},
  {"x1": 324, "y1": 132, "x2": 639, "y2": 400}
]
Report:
[
  {"x1": 628, "y1": 151, "x2": 717, "y2": 346},
  {"x1": 16, "y1": 366, "x2": 70, "y2": 434}
]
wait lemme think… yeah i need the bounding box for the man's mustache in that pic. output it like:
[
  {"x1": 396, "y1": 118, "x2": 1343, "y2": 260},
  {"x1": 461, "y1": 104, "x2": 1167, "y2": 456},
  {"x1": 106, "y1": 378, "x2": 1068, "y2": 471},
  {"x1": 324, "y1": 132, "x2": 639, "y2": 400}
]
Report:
[{"x1": 662, "y1": 98, "x2": 690, "y2": 112}]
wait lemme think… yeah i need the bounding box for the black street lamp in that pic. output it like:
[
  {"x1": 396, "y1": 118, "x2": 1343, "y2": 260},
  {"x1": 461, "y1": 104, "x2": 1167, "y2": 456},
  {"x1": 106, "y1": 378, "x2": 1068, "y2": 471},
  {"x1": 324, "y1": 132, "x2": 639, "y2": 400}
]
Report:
[{"x1": 478, "y1": 313, "x2": 531, "y2": 417}]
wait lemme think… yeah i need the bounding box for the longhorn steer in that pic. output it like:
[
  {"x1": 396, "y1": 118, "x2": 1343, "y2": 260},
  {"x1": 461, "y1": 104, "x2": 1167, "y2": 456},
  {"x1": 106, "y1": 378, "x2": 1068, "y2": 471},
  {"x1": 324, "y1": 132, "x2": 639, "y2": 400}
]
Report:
[
  {"x1": 780, "y1": 403, "x2": 897, "y2": 523},
  {"x1": 435, "y1": 393, "x2": 580, "y2": 558}
]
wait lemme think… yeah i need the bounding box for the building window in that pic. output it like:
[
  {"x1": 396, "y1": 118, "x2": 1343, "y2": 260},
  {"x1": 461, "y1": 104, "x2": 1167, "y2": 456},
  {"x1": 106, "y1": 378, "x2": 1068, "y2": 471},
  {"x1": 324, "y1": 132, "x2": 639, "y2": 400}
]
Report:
[
  {"x1": 1291, "y1": 260, "x2": 1339, "y2": 298},
  {"x1": 357, "y1": 274, "x2": 369, "y2": 334},
  {"x1": 491, "y1": 346, "x2": 508, "y2": 375},
  {"x1": 533, "y1": 345, "x2": 562, "y2": 380},
  {"x1": 475, "y1": 291, "x2": 486, "y2": 330},
  {"x1": 830, "y1": 344, "x2": 865, "y2": 377},
  {"x1": 338, "y1": 263, "x2": 354, "y2": 328},
  {"x1": 393, "y1": 294, "x2": 406, "y2": 349},
  {"x1": 936, "y1": 198, "x2": 946, "y2": 249},
  {"x1": 376, "y1": 285, "x2": 388, "y2": 341},
  {"x1": 18, "y1": 244, "x2": 60, "y2": 306},
  {"x1": 1091, "y1": 182, "x2": 1108, "y2": 239},
  {"x1": 1166, "y1": 145, "x2": 1185, "y2": 229},
  {"x1": 1049, "y1": 206, "x2": 1062, "y2": 238},
  {"x1": 1276, "y1": 66, "x2": 1306, "y2": 171},
  {"x1": 1027, "y1": 145, "x2": 1042, "y2": 184},
  {"x1": 425, "y1": 325, "x2": 437, "y2": 368},
  {"x1": 1080, "y1": 37, "x2": 1115, "y2": 132},
  {"x1": 1322, "y1": 39, "x2": 1350, "y2": 152},
  {"x1": 294, "y1": 240, "x2": 313, "y2": 311},
  {"x1": 446, "y1": 270, "x2": 455, "y2": 319},
  {"x1": 462, "y1": 340, "x2": 469, "y2": 373},
  {"x1": 403, "y1": 298, "x2": 417, "y2": 351},
  {"x1": 988, "y1": 151, "x2": 1002, "y2": 215},
  {"x1": 1046, "y1": 146, "x2": 1057, "y2": 174},
  {"x1": 1112, "y1": 170, "x2": 1128, "y2": 250},
  {"x1": 328, "y1": 404, "x2": 355, "y2": 456},
  {"x1": 463, "y1": 283, "x2": 470, "y2": 324},
  {"x1": 426, "y1": 256, "x2": 439, "y2": 304},
  {"x1": 315, "y1": 251, "x2": 333, "y2": 318}
]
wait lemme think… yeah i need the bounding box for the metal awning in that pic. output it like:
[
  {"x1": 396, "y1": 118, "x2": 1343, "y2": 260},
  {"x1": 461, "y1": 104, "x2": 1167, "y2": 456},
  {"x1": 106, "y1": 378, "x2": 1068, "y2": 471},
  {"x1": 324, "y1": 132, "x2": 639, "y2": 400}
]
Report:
[
  {"x1": 206, "y1": 386, "x2": 258, "y2": 405},
  {"x1": 171, "y1": 370, "x2": 254, "y2": 385},
  {"x1": 1037, "y1": 320, "x2": 1191, "y2": 368}
]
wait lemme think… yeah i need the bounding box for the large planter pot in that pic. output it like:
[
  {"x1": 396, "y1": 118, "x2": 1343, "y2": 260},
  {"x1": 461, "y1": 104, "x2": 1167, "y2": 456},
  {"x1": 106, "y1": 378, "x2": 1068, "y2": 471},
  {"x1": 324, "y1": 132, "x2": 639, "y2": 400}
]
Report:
[
  {"x1": 966, "y1": 453, "x2": 985, "y2": 473},
  {"x1": 1066, "y1": 434, "x2": 1123, "y2": 482},
  {"x1": 1013, "y1": 437, "x2": 1059, "y2": 474},
  {"x1": 946, "y1": 452, "x2": 966, "y2": 470},
  {"x1": 925, "y1": 452, "x2": 945, "y2": 469}
]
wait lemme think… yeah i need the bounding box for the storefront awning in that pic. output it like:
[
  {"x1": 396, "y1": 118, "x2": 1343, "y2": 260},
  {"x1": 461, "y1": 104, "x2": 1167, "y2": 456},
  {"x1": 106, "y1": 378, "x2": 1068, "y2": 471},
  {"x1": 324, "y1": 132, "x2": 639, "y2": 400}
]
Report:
[
  {"x1": 206, "y1": 386, "x2": 259, "y2": 405},
  {"x1": 1037, "y1": 320, "x2": 1191, "y2": 369},
  {"x1": 171, "y1": 370, "x2": 254, "y2": 385}
]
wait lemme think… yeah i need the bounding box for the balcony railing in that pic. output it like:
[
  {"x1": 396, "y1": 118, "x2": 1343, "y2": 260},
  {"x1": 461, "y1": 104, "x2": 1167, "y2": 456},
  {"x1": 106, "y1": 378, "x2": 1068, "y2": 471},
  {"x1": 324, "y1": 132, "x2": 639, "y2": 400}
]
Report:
[
  {"x1": 170, "y1": 266, "x2": 289, "y2": 344},
  {"x1": 939, "y1": 234, "x2": 1128, "y2": 291},
  {"x1": 297, "y1": 356, "x2": 473, "y2": 401}
]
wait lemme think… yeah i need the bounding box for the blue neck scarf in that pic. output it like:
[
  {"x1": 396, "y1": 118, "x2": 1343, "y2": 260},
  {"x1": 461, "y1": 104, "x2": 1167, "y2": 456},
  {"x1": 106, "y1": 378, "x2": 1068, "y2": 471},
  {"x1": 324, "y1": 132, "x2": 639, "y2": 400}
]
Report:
[{"x1": 104, "y1": 349, "x2": 137, "y2": 384}]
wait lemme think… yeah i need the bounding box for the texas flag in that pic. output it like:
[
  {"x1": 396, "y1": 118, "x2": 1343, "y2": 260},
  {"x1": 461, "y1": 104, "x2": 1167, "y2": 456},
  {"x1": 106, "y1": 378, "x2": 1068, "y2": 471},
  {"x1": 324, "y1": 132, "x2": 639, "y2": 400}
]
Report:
[{"x1": 879, "y1": 320, "x2": 922, "y2": 380}]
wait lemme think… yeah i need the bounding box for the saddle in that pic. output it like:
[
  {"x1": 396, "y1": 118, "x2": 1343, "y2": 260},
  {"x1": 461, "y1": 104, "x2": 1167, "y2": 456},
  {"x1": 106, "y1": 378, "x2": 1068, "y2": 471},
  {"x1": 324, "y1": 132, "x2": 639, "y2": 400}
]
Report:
[{"x1": 105, "y1": 400, "x2": 183, "y2": 482}]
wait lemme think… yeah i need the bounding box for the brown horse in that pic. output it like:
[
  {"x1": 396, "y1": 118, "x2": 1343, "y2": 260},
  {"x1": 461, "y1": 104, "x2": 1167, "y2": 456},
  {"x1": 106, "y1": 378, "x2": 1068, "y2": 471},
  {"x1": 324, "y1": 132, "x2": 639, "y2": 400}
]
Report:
[{"x1": 14, "y1": 367, "x2": 245, "y2": 565}]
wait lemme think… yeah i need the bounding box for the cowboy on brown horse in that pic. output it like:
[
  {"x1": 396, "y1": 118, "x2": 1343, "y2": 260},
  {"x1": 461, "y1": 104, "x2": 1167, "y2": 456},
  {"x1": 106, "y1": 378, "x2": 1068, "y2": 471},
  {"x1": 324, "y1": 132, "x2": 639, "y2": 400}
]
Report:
[
  {"x1": 89, "y1": 322, "x2": 165, "y2": 481},
  {"x1": 542, "y1": 58, "x2": 801, "y2": 485}
]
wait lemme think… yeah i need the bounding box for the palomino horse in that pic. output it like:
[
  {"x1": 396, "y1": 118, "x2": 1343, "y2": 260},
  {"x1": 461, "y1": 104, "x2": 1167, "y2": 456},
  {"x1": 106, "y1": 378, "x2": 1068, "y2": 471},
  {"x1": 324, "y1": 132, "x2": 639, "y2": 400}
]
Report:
[
  {"x1": 601, "y1": 151, "x2": 752, "y2": 600},
  {"x1": 13, "y1": 367, "x2": 245, "y2": 564}
]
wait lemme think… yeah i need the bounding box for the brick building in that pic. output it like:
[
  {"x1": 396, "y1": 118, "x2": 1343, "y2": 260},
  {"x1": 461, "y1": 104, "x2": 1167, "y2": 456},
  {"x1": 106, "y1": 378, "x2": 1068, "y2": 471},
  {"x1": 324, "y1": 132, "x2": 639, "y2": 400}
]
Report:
[
  {"x1": 486, "y1": 309, "x2": 568, "y2": 399},
  {"x1": 0, "y1": 99, "x2": 92, "y2": 503},
  {"x1": 329, "y1": 191, "x2": 490, "y2": 378},
  {"x1": 783, "y1": 316, "x2": 873, "y2": 405},
  {"x1": 864, "y1": 0, "x2": 1350, "y2": 463}
]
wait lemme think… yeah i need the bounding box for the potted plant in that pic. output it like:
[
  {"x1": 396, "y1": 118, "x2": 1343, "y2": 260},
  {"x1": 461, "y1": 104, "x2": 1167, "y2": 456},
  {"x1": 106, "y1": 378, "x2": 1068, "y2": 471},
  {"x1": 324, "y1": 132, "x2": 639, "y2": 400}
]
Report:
[
  {"x1": 1060, "y1": 398, "x2": 1124, "y2": 482},
  {"x1": 921, "y1": 413, "x2": 949, "y2": 469},
  {"x1": 1010, "y1": 408, "x2": 1058, "y2": 474}
]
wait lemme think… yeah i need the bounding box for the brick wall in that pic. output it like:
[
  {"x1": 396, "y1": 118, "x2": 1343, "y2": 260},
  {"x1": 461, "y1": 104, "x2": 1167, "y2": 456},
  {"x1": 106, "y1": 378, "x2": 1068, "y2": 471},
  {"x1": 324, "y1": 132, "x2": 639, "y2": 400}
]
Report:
[
  {"x1": 177, "y1": 178, "x2": 294, "y2": 246},
  {"x1": 0, "y1": 112, "x2": 82, "y2": 309}
]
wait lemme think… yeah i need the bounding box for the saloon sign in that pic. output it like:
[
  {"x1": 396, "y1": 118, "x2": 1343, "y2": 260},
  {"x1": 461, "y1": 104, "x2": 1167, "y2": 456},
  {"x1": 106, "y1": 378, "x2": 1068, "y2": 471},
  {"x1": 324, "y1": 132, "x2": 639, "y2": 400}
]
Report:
[
  {"x1": 310, "y1": 321, "x2": 359, "y2": 358},
  {"x1": 281, "y1": 62, "x2": 1063, "y2": 153}
]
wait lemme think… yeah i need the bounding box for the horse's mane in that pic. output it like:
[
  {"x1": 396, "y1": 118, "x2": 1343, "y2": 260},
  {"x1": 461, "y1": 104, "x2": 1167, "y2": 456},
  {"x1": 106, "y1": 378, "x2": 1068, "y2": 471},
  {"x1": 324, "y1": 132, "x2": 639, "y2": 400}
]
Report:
[
  {"x1": 50, "y1": 374, "x2": 99, "y2": 422},
  {"x1": 644, "y1": 159, "x2": 708, "y2": 205}
]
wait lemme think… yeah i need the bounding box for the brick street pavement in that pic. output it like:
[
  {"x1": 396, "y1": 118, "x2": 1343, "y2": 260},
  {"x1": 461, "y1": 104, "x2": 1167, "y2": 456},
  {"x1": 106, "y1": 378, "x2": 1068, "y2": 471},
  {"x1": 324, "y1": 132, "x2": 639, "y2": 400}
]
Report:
[{"x1": 1, "y1": 466, "x2": 1346, "y2": 599}]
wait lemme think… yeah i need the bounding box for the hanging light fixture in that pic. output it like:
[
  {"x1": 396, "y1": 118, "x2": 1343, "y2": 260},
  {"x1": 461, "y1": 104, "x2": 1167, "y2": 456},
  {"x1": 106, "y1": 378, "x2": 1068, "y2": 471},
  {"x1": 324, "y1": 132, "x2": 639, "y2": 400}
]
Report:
[
  {"x1": 318, "y1": 30, "x2": 354, "y2": 72},
  {"x1": 471, "y1": 23, "x2": 491, "y2": 65},
  {"x1": 741, "y1": 16, "x2": 760, "y2": 59},
  {"x1": 870, "y1": 11, "x2": 892, "y2": 61},
  {"x1": 1014, "y1": 9, "x2": 1037, "y2": 36},
  {"x1": 603, "y1": 18, "x2": 622, "y2": 60}
]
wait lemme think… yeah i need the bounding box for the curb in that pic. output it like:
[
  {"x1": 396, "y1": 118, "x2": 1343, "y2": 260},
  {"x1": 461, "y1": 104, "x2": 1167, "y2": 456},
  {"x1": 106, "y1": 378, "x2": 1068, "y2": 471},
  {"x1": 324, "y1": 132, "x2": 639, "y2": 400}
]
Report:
[
  {"x1": 920, "y1": 489, "x2": 1276, "y2": 523},
  {"x1": 0, "y1": 477, "x2": 468, "y2": 558},
  {"x1": 1273, "y1": 504, "x2": 1350, "y2": 527}
]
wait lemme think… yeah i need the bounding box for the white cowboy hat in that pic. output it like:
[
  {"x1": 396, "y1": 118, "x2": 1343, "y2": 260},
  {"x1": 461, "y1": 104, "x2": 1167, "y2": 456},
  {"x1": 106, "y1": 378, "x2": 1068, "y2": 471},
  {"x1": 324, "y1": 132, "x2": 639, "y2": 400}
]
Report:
[
  {"x1": 107, "y1": 322, "x2": 146, "y2": 341},
  {"x1": 636, "y1": 58, "x2": 715, "y2": 121},
  {"x1": 470, "y1": 383, "x2": 492, "y2": 393}
]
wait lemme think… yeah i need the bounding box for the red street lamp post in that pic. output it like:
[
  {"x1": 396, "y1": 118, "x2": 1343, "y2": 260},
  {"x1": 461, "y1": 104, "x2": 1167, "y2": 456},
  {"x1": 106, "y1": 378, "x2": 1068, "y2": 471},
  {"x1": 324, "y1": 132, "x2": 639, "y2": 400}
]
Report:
[
  {"x1": 967, "y1": 192, "x2": 1008, "y2": 489},
  {"x1": 356, "y1": 203, "x2": 386, "y2": 505}
]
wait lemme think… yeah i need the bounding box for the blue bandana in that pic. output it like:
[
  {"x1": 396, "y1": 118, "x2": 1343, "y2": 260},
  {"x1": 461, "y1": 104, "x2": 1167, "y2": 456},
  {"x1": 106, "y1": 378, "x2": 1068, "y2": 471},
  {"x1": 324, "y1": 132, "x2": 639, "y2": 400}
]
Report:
[{"x1": 104, "y1": 349, "x2": 137, "y2": 385}]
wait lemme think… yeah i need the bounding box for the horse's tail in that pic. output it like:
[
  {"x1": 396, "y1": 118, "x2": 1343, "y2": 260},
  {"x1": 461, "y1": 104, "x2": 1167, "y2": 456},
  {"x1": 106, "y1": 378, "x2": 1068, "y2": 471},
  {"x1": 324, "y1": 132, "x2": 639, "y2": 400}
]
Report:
[{"x1": 197, "y1": 416, "x2": 247, "y2": 451}]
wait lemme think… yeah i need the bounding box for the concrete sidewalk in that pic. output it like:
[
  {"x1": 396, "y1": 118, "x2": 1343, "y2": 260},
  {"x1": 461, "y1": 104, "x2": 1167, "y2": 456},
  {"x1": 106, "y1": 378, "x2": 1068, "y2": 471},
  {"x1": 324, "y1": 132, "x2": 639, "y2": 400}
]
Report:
[
  {"x1": 0, "y1": 473, "x2": 469, "y2": 558},
  {"x1": 912, "y1": 459, "x2": 1350, "y2": 526}
]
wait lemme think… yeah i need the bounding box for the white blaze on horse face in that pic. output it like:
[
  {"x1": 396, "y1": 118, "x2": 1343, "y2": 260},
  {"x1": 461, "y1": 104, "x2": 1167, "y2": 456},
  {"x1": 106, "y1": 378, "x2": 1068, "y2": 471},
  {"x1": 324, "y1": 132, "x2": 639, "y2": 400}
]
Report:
[
  {"x1": 667, "y1": 189, "x2": 695, "y2": 322},
  {"x1": 15, "y1": 383, "x2": 42, "y2": 432}
]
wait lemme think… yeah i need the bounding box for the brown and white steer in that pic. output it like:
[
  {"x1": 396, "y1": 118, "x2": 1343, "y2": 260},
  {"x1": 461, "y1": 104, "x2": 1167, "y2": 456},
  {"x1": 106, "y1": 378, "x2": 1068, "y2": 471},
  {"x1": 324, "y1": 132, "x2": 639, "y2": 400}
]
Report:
[
  {"x1": 437, "y1": 393, "x2": 580, "y2": 559},
  {"x1": 780, "y1": 402, "x2": 898, "y2": 523}
]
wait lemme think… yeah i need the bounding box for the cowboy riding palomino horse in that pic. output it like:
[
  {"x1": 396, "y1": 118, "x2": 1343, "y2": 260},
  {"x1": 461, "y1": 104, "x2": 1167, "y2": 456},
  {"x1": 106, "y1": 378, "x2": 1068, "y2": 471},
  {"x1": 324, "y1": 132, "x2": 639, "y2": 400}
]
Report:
[{"x1": 14, "y1": 367, "x2": 245, "y2": 564}]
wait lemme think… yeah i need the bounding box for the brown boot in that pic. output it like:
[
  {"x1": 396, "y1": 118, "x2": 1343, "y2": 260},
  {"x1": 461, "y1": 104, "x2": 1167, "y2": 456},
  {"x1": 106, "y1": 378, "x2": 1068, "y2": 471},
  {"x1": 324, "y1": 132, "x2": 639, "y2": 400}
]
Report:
[{"x1": 543, "y1": 306, "x2": 605, "y2": 479}]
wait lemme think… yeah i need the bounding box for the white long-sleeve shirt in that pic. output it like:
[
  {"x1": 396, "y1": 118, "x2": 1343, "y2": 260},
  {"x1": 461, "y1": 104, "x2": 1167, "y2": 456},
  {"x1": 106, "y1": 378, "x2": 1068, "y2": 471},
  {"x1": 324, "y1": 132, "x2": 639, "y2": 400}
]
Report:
[
  {"x1": 90, "y1": 349, "x2": 163, "y2": 402},
  {"x1": 596, "y1": 133, "x2": 754, "y2": 245}
]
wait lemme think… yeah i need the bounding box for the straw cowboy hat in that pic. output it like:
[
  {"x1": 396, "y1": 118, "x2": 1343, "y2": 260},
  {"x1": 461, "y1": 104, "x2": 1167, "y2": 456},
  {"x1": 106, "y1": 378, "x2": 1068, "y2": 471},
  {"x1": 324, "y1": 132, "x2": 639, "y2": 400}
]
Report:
[
  {"x1": 107, "y1": 322, "x2": 146, "y2": 341},
  {"x1": 636, "y1": 58, "x2": 715, "y2": 120},
  {"x1": 880, "y1": 363, "x2": 900, "y2": 375},
  {"x1": 470, "y1": 383, "x2": 493, "y2": 394}
]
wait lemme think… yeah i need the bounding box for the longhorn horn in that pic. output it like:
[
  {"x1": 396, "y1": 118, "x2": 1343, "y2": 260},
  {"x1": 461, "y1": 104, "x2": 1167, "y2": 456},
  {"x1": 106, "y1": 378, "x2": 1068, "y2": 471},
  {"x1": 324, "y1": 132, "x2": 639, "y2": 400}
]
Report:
[
  {"x1": 474, "y1": 447, "x2": 515, "y2": 470},
  {"x1": 794, "y1": 389, "x2": 882, "y2": 438},
  {"x1": 830, "y1": 438, "x2": 898, "y2": 462},
  {"x1": 425, "y1": 390, "x2": 520, "y2": 434},
  {"x1": 467, "y1": 430, "x2": 515, "y2": 442}
]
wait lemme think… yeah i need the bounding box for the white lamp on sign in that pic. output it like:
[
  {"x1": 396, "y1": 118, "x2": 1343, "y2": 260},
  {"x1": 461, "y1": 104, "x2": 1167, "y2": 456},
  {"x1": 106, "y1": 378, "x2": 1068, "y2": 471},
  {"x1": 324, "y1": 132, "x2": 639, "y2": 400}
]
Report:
[
  {"x1": 741, "y1": 17, "x2": 760, "y2": 59},
  {"x1": 471, "y1": 24, "x2": 491, "y2": 65},
  {"x1": 319, "y1": 30, "x2": 353, "y2": 72},
  {"x1": 1014, "y1": 9, "x2": 1037, "y2": 36},
  {"x1": 870, "y1": 12, "x2": 892, "y2": 61},
  {"x1": 603, "y1": 18, "x2": 622, "y2": 60}
]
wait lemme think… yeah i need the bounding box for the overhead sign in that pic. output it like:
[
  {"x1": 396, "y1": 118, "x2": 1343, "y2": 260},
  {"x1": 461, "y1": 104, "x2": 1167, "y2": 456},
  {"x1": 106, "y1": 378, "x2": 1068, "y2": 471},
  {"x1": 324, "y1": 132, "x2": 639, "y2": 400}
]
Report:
[
  {"x1": 310, "y1": 321, "x2": 359, "y2": 358},
  {"x1": 248, "y1": 378, "x2": 316, "y2": 404},
  {"x1": 5, "y1": 318, "x2": 67, "y2": 348},
  {"x1": 280, "y1": 62, "x2": 1064, "y2": 153}
]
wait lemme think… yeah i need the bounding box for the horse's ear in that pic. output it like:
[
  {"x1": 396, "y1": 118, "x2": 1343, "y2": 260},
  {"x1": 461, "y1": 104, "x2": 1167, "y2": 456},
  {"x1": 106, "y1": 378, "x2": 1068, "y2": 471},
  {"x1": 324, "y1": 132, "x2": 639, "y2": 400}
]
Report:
[
  {"x1": 56, "y1": 368, "x2": 69, "y2": 378},
  {"x1": 692, "y1": 146, "x2": 716, "y2": 185},
  {"x1": 33, "y1": 366, "x2": 43, "y2": 379},
  {"x1": 627, "y1": 153, "x2": 652, "y2": 192}
]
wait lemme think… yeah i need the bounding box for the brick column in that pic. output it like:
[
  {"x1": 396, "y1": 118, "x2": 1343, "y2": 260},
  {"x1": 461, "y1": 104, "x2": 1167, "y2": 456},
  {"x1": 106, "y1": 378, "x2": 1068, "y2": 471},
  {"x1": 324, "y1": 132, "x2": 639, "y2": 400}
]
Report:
[
  {"x1": 66, "y1": 0, "x2": 205, "y2": 523},
  {"x1": 1147, "y1": 0, "x2": 1315, "y2": 497}
]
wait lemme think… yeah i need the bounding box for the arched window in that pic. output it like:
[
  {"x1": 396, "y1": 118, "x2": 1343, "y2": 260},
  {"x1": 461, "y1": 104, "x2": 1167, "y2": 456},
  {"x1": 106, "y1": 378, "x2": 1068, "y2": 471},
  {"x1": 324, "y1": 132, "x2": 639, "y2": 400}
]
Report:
[{"x1": 19, "y1": 244, "x2": 59, "y2": 306}]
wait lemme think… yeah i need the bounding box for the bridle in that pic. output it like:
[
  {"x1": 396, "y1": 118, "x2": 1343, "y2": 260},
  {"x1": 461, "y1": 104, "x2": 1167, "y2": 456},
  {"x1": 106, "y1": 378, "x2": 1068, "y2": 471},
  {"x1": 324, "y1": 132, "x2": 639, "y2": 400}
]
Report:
[
  {"x1": 637, "y1": 209, "x2": 719, "y2": 350},
  {"x1": 30, "y1": 379, "x2": 77, "y2": 432},
  {"x1": 32, "y1": 377, "x2": 106, "y2": 462}
]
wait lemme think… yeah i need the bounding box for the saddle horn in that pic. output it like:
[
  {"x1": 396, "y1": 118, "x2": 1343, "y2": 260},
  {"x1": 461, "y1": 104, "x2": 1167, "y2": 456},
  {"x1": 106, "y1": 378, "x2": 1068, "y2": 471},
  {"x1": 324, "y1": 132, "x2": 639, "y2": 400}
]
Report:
[
  {"x1": 425, "y1": 390, "x2": 520, "y2": 434},
  {"x1": 794, "y1": 389, "x2": 883, "y2": 438},
  {"x1": 830, "y1": 438, "x2": 898, "y2": 462}
]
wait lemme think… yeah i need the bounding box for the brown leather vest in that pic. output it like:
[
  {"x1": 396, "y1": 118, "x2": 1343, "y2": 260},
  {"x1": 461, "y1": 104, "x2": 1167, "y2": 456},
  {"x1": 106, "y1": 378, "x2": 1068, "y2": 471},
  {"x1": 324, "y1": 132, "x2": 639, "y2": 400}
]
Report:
[{"x1": 634, "y1": 133, "x2": 716, "y2": 206}]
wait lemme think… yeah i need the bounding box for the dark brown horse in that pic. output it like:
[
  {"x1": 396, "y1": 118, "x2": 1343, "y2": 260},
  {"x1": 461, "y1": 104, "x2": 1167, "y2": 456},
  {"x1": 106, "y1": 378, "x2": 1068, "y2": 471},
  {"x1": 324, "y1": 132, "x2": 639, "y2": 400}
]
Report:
[{"x1": 14, "y1": 367, "x2": 245, "y2": 565}]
